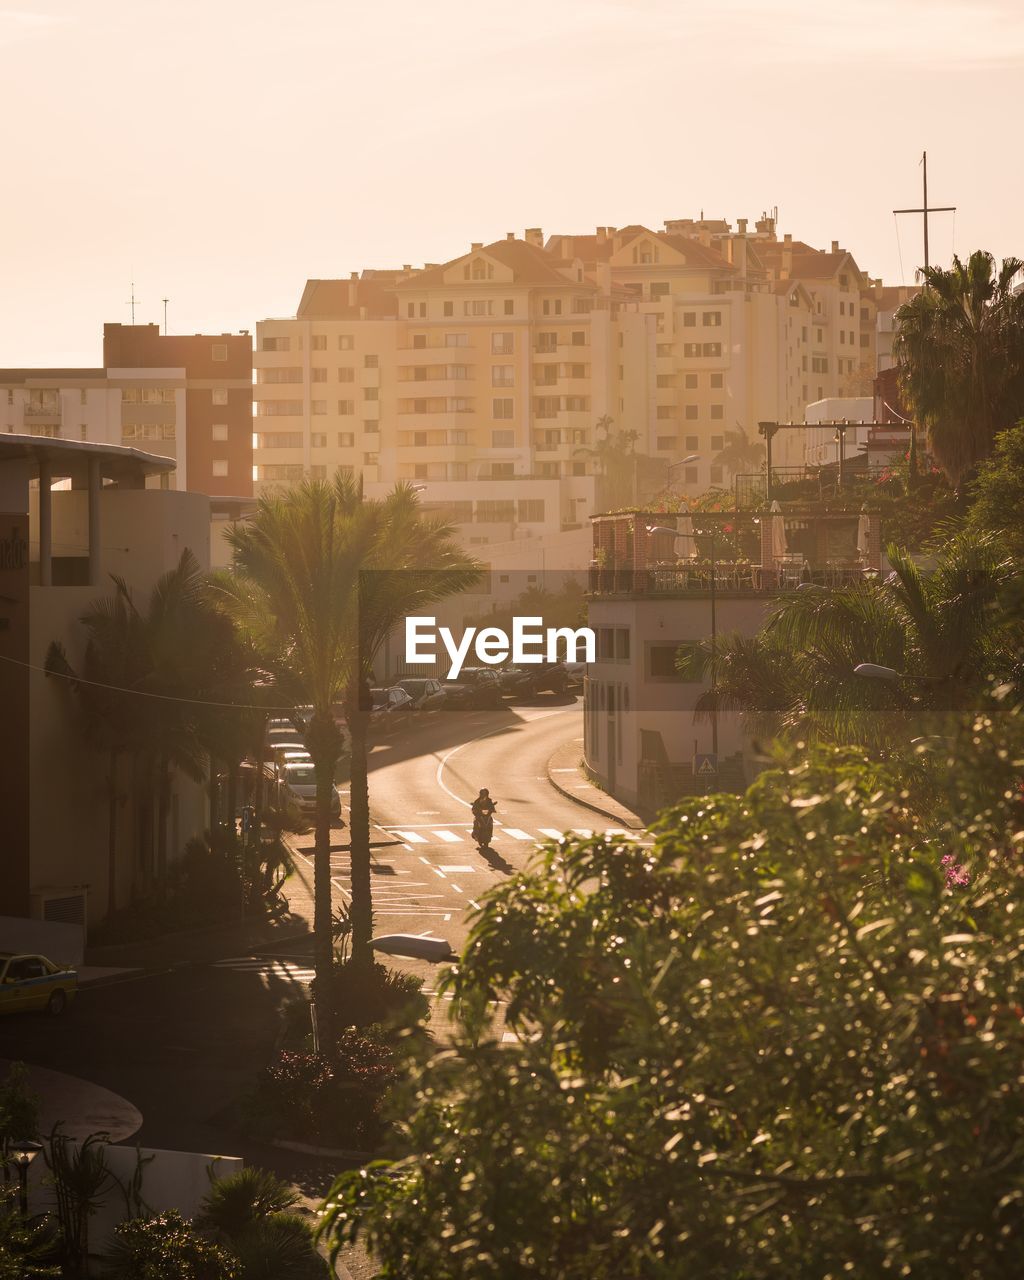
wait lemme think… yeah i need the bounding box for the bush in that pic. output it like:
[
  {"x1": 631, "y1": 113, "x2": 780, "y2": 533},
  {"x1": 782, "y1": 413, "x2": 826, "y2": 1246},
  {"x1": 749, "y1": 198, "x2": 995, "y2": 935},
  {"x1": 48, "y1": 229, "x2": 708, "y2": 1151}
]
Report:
[
  {"x1": 198, "y1": 1169, "x2": 325, "y2": 1280},
  {"x1": 105, "y1": 1211, "x2": 238, "y2": 1279},
  {"x1": 326, "y1": 961, "x2": 429, "y2": 1030},
  {"x1": 241, "y1": 1031, "x2": 399, "y2": 1150},
  {"x1": 197, "y1": 1168, "x2": 298, "y2": 1237}
]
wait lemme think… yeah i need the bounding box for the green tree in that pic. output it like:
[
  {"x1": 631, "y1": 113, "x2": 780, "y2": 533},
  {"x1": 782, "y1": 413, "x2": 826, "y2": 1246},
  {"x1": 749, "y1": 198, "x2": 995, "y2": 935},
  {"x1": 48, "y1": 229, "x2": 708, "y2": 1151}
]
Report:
[
  {"x1": 967, "y1": 420, "x2": 1024, "y2": 561},
  {"x1": 677, "y1": 530, "x2": 1019, "y2": 747},
  {"x1": 893, "y1": 250, "x2": 1024, "y2": 487},
  {"x1": 320, "y1": 702, "x2": 1024, "y2": 1278},
  {"x1": 575, "y1": 415, "x2": 641, "y2": 510}
]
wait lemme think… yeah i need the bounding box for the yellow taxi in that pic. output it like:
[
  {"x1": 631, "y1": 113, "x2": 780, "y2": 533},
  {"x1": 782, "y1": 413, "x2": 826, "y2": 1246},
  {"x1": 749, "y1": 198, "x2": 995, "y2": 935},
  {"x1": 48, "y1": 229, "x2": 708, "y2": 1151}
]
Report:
[{"x1": 0, "y1": 953, "x2": 77, "y2": 1016}]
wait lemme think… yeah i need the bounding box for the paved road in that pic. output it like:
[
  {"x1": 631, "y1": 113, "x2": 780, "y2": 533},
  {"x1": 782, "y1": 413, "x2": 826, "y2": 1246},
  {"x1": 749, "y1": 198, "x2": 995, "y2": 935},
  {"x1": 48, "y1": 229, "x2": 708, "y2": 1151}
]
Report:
[{"x1": 0, "y1": 695, "x2": 637, "y2": 1206}]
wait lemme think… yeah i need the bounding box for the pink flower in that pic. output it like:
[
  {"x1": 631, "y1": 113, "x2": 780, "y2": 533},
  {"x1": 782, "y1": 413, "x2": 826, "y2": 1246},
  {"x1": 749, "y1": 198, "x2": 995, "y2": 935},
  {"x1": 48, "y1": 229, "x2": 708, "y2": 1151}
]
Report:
[{"x1": 941, "y1": 854, "x2": 970, "y2": 887}]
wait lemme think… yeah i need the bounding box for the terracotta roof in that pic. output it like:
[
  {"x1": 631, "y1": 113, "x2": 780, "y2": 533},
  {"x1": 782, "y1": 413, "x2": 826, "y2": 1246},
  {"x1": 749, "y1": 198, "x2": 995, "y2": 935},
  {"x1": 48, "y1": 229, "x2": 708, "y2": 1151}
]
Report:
[
  {"x1": 546, "y1": 233, "x2": 614, "y2": 264},
  {"x1": 296, "y1": 277, "x2": 399, "y2": 319},
  {"x1": 659, "y1": 234, "x2": 735, "y2": 269},
  {"x1": 395, "y1": 238, "x2": 580, "y2": 290}
]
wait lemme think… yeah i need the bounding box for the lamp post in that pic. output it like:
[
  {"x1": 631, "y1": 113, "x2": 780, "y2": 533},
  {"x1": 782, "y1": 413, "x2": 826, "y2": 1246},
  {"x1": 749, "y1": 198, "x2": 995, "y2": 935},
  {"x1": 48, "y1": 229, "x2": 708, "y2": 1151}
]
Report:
[
  {"x1": 664, "y1": 453, "x2": 700, "y2": 492},
  {"x1": 647, "y1": 522, "x2": 718, "y2": 757},
  {"x1": 10, "y1": 1139, "x2": 42, "y2": 1217}
]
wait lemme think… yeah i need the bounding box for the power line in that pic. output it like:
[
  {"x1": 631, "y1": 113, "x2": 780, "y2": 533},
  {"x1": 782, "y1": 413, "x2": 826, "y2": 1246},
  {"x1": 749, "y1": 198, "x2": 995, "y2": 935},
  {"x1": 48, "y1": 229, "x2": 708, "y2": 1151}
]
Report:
[{"x1": 0, "y1": 651, "x2": 294, "y2": 711}]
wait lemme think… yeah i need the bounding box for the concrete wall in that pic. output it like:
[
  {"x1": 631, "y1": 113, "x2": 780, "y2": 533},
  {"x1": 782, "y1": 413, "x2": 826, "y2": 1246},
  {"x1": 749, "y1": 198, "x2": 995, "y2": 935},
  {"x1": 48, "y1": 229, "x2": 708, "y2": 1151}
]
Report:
[
  {"x1": 0, "y1": 915, "x2": 84, "y2": 964},
  {"x1": 25, "y1": 1140, "x2": 243, "y2": 1252}
]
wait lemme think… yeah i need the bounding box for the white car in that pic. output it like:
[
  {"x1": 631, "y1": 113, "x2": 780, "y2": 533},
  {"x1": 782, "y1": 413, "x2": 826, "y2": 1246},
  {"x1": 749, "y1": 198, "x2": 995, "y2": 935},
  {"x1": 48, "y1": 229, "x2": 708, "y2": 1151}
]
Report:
[{"x1": 281, "y1": 761, "x2": 342, "y2": 820}]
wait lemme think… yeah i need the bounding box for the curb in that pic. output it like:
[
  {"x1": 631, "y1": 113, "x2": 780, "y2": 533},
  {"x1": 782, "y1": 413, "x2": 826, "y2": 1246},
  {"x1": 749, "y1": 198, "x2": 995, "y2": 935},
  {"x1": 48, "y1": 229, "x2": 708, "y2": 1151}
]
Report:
[{"x1": 545, "y1": 750, "x2": 646, "y2": 830}]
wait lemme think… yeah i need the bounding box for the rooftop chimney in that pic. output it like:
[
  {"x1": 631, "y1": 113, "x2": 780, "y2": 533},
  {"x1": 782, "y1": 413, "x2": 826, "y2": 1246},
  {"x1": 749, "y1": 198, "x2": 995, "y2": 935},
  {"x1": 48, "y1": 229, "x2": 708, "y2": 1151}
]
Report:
[
  {"x1": 831, "y1": 240, "x2": 840, "y2": 253},
  {"x1": 506, "y1": 231, "x2": 515, "y2": 240},
  {"x1": 471, "y1": 242, "x2": 482, "y2": 251},
  {"x1": 784, "y1": 233, "x2": 792, "y2": 246},
  {"x1": 524, "y1": 227, "x2": 544, "y2": 248},
  {"x1": 350, "y1": 271, "x2": 358, "y2": 281},
  {"x1": 737, "y1": 218, "x2": 748, "y2": 235},
  {"x1": 403, "y1": 264, "x2": 412, "y2": 271}
]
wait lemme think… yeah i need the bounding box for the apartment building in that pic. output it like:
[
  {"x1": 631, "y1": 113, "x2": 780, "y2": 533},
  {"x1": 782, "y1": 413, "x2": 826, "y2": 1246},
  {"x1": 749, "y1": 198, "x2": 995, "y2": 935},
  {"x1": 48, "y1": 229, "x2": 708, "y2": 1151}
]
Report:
[
  {"x1": 254, "y1": 235, "x2": 655, "y2": 546},
  {"x1": 0, "y1": 325, "x2": 253, "y2": 499}
]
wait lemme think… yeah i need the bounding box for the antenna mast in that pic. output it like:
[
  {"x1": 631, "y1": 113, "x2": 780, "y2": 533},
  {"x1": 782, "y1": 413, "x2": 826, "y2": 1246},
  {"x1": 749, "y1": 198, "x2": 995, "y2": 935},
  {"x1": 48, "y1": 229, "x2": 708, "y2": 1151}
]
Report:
[{"x1": 893, "y1": 151, "x2": 955, "y2": 274}]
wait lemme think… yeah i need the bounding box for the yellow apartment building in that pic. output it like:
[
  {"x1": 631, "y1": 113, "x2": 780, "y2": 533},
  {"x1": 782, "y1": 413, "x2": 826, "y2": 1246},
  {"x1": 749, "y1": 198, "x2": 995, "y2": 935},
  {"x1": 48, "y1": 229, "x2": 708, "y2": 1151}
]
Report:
[{"x1": 254, "y1": 218, "x2": 892, "y2": 533}]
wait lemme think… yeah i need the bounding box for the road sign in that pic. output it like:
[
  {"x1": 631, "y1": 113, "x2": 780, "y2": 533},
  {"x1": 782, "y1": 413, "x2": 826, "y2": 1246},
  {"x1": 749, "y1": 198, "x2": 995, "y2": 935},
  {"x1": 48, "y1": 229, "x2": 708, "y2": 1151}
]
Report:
[{"x1": 694, "y1": 753, "x2": 718, "y2": 778}]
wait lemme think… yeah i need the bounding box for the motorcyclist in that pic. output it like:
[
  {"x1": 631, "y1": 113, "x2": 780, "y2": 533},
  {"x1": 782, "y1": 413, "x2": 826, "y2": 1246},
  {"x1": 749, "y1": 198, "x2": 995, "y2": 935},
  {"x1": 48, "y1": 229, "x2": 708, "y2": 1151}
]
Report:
[{"x1": 471, "y1": 788, "x2": 496, "y2": 848}]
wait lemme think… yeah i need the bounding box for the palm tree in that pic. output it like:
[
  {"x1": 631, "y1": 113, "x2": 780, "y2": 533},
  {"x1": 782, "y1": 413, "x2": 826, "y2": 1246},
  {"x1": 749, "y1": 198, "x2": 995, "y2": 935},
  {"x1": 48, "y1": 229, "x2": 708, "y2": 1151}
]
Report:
[
  {"x1": 215, "y1": 481, "x2": 370, "y2": 1051},
  {"x1": 339, "y1": 481, "x2": 480, "y2": 967},
  {"x1": 711, "y1": 424, "x2": 765, "y2": 478},
  {"x1": 46, "y1": 549, "x2": 248, "y2": 911},
  {"x1": 893, "y1": 251, "x2": 1024, "y2": 487},
  {"x1": 677, "y1": 531, "x2": 1017, "y2": 748},
  {"x1": 576, "y1": 415, "x2": 641, "y2": 510}
]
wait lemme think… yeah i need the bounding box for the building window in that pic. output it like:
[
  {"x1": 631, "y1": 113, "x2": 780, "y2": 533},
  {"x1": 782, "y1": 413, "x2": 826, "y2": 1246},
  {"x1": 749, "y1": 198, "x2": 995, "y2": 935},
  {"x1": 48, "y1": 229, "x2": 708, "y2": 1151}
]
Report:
[
  {"x1": 338, "y1": 367, "x2": 355, "y2": 382},
  {"x1": 518, "y1": 499, "x2": 545, "y2": 522},
  {"x1": 212, "y1": 344, "x2": 228, "y2": 362},
  {"x1": 683, "y1": 343, "x2": 701, "y2": 357},
  {"x1": 571, "y1": 331, "x2": 585, "y2": 346},
  {"x1": 311, "y1": 367, "x2": 327, "y2": 381},
  {"x1": 311, "y1": 433, "x2": 327, "y2": 448},
  {"x1": 684, "y1": 374, "x2": 698, "y2": 389},
  {"x1": 261, "y1": 463, "x2": 304, "y2": 482},
  {"x1": 491, "y1": 365, "x2": 514, "y2": 387},
  {"x1": 338, "y1": 400, "x2": 354, "y2": 414},
  {"x1": 492, "y1": 398, "x2": 514, "y2": 419},
  {"x1": 338, "y1": 335, "x2": 354, "y2": 350},
  {"x1": 491, "y1": 463, "x2": 514, "y2": 479},
  {"x1": 445, "y1": 333, "x2": 469, "y2": 348},
  {"x1": 710, "y1": 373, "x2": 723, "y2": 389},
  {"x1": 656, "y1": 406, "x2": 674, "y2": 420},
  {"x1": 212, "y1": 459, "x2": 228, "y2": 476},
  {"x1": 685, "y1": 435, "x2": 698, "y2": 451},
  {"x1": 261, "y1": 336, "x2": 290, "y2": 352},
  {"x1": 311, "y1": 401, "x2": 327, "y2": 415},
  {"x1": 710, "y1": 465, "x2": 724, "y2": 484},
  {"x1": 364, "y1": 452, "x2": 378, "y2": 465},
  {"x1": 710, "y1": 404, "x2": 724, "y2": 419},
  {"x1": 648, "y1": 645, "x2": 679, "y2": 680},
  {"x1": 685, "y1": 405, "x2": 698, "y2": 420},
  {"x1": 443, "y1": 301, "x2": 454, "y2": 316},
  {"x1": 212, "y1": 423, "x2": 228, "y2": 442},
  {"x1": 657, "y1": 375, "x2": 673, "y2": 389},
  {"x1": 414, "y1": 463, "x2": 428, "y2": 479},
  {"x1": 364, "y1": 387, "x2": 379, "y2": 400},
  {"x1": 491, "y1": 333, "x2": 514, "y2": 355},
  {"x1": 492, "y1": 429, "x2": 514, "y2": 447},
  {"x1": 703, "y1": 311, "x2": 722, "y2": 327},
  {"x1": 650, "y1": 282, "x2": 670, "y2": 300},
  {"x1": 477, "y1": 500, "x2": 515, "y2": 523},
  {"x1": 80, "y1": 425, "x2": 87, "y2": 439},
  {"x1": 413, "y1": 431, "x2": 428, "y2": 447},
  {"x1": 364, "y1": 354, "x2": 378, "y2": 368},
  {"x1": 212, "y1": 388, "x2": 228, "y2": 405},
  {"x1": 537, "y1": 332, "x2": 557, "y2": 353},
  {"x1": 702, "y1": 342, "x2": 722, "y2": 357},
  {"x1": 309, "y1": 465, "x2": 327, "y2": 479},
  {"x1": 257, "y1": 400, "x2": 303, "y2": 416},
  {"x1": 504, "y1": 300, "x2": 514, "y2": 315},
  {"x1": 464, "y1": 300, "x2": 493, "y2": 316},
  {"x1": 338, "y1": 432, "x2": 354, "y2": 447},
  {"x1": 710, "y1": 435, "x2": 724, "y2": 452},
  {"x1": 311, "y1": 334, "x2": 327, "y2": 351},
  {"x1": 656, "y1": 436, "x2": 675, "y2": 451},
  {"x1": 364, "y1": 420, "x2": 380, "y2": 433},
  {"x1": 860, "y1": 333, "x2": 870, "y2": 348},
  {"x1": 683, "y1": 312, "x2": 696, "y2": 327}
]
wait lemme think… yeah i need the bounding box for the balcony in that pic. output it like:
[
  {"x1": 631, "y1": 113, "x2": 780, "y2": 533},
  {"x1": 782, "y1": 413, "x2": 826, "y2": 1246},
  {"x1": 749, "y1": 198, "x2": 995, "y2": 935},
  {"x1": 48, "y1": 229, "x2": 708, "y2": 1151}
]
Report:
[{"x1": 23, "y1": 403, "x2": 62, "y2": 426}]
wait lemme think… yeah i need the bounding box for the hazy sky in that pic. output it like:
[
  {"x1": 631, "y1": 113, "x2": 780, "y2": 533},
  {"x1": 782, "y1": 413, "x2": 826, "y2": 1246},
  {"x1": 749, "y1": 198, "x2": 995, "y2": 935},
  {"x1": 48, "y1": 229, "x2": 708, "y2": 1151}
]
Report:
[{"x1": 2, "y1": 0, "x2": 1021, "y2": 366}]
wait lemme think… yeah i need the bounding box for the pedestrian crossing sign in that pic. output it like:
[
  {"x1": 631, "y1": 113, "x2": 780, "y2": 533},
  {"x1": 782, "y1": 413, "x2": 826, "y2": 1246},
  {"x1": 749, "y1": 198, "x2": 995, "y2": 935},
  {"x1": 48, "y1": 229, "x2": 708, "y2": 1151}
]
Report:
[{"x1": 694, "y1": 753, "x2": 718, "y2": 777}]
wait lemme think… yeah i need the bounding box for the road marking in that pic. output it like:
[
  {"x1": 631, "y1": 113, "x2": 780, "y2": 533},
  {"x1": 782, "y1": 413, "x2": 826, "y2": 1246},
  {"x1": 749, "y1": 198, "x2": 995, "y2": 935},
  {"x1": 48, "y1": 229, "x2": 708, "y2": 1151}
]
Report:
[
  {"x1": 384, "y1": 822, "x2": 472, "y2": 829},
  {"x1": 551, "y1": 768, "x2": 577, "y2": 773},
  {"x1": 502, "y1": 828, "x2": 532, "y2": 840},
  {"x1": 538, "y1": 827, "x2": 565, "y2": 839},
  {"x1": 439, "y1": 864, "x2": 475, "y2": 873},
  {"x1": 418, "y1": 856, "x2": 432, "y2": 865},
  {"x1": 393, "y1": 830, "x2": 428, "y2": 843},
  {"x1": 432, "y1": 868, "x2": 448, "y2": 879},
  {"x1": 469, "y1": 899, "x2": 481, "y2": 909},
  {"x1": 443, "y1": 913, "x2": 452, "y2": 921},
  {"x1": 451, "y1": 884, "x2": 465, "y2": 893},
  {"x1": 432, "y1": 830, "x2": 462, "y2": 843},
  {"x1": 574, "y1": 828, "x2": 593, "y2": 837}
]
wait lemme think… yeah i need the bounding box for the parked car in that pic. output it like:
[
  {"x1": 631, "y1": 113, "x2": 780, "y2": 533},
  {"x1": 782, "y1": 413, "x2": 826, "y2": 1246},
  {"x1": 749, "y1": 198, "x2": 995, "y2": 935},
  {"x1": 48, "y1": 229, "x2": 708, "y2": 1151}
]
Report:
[
  {"x1": 368, "y1": 686, "x2": 414, "y2": 732},
  {"x1": 0, "y1": 953, "x2": 77, "y2": 1016},
  {"x1": 280, "y1": 761, "x2": 343, "y2": 819},
  {"x1": 501, "y1": 661, "x2": 569, "y2": 699},
  {"x1": 397, "y1": 677, "x2": 447, "y2": 712},
  {"x1": 565, "y1": 660, "x2": 588, "y2": 686},
  {"x1": 443, "y1": 667, "x2": 502, "y2": 710}
]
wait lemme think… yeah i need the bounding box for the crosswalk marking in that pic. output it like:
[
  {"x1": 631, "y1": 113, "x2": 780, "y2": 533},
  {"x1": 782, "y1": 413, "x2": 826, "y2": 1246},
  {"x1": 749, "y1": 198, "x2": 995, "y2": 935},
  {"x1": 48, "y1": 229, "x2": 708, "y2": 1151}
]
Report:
[
  {"x1": 392, "y1": 830, "x2": 428, "y2": 843},
  {"x1": 439, "y1": 864, "x2": 475, "y2": 873},
  {"x1": 502, "y1": 828, "x2": 533, "y2": 841},
  {"x1": 432, "y1": 829, "x2": 462, "y2": 842},
  {"x1": 574, "y1": 828, "x2": 593, "y2": 837},
  {"x1": 212, "y1": 957, "x2": 316, "y2": 985},
  {"x1": 538, "y1": 827, "x2": 566, "y2": 839}
]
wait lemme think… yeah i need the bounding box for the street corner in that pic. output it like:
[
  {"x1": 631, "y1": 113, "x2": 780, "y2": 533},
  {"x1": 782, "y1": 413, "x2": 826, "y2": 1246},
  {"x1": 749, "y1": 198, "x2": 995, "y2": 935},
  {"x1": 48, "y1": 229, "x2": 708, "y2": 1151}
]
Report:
[{"x1": 546, "y1": 736, "x2": 646, "y2": 831}]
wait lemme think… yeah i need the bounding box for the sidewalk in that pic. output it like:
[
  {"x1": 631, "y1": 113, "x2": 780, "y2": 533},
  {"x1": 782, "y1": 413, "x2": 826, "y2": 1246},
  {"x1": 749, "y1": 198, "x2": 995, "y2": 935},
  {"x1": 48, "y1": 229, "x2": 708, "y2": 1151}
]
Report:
[
  {"x1": 83, "y1": 849, "x2": 315, "y2": 972},
  {"x1": 546, "y1": 736, "x2": 646, "y2": 829},
  {"x1": 2, "y1": 1058, "x2": 142, "y2": 1143}
]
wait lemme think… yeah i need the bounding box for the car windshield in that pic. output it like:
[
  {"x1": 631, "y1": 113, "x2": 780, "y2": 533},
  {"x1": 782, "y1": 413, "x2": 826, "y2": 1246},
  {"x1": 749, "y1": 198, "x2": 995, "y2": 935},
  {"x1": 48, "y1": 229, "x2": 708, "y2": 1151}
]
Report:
[
  {"x1": 286, "y1": 767, "x2": 317, "y2": 784},
  {"x1": 399, "y1": 680, "x2": 426, "y2": 695},
  {"x1": 371, "y1": 690, "x2": 389, "y2": 707}
]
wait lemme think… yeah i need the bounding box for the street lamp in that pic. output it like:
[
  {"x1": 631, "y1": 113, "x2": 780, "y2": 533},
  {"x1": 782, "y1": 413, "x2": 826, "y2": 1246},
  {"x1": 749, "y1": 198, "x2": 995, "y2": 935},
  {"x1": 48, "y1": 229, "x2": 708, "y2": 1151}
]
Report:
[
  {"x1": 664, "y1": 453, "x2": 700, "y2": 487},
  {"x1": 646, "y1": 521, "x2": 718, "y2": 757},
  {"x1": 9, "y1": 1139, "x2": 42, "y2": 1216}
]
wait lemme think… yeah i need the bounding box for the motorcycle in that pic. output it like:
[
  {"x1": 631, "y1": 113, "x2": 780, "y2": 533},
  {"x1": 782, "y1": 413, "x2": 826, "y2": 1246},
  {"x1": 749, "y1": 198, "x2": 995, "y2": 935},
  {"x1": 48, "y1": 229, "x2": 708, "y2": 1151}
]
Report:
[{"x1": 472, "y1": 811, "x2": 494, "y2": 850}]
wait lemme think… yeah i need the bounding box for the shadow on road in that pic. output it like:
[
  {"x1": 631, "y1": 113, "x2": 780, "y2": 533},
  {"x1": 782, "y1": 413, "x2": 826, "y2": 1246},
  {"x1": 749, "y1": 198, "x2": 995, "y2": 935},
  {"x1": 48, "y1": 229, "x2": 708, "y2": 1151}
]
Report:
[{"x1": 478, "y1": 844, "x2": 514, "y2": 875}]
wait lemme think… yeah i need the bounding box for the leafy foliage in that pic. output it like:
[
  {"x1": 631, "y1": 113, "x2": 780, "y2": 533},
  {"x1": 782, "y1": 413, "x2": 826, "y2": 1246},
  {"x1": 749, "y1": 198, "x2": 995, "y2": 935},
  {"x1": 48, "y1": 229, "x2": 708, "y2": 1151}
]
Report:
[
  {"x1": 198, "y1": 1169, "x2": 326, "y2": 1280},
  {"x1": 0, "y1": 1061, "x2": 39, "y2": 1145},
  {"x1": 105, "y1": 1211, "x2": 239, "y2": 1279},
  {"x1": 319, "y1": 703, "x2": 1024, "y2": 1277},
  {"x1": 893, "y1": 250, "x2": 1024, "y2": 485},
  {"x1": 0, "y1": 1188, "x2": 59, "y2": 1279},
  {"x1": 967, "y1": 421, "x2": 1024, "y2": 561}
]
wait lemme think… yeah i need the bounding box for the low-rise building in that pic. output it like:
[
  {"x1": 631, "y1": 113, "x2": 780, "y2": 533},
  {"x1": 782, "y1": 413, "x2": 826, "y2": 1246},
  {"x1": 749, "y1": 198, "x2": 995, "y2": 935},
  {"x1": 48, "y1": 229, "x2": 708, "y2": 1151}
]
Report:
[{"x1": 0, "y1": 436, "x2": 214, "y2": 930}]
